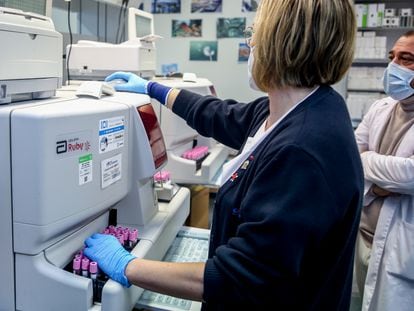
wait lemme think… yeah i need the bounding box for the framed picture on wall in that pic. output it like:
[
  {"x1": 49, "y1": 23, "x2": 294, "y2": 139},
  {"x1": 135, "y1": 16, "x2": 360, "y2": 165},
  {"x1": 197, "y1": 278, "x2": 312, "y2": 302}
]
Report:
[
  {"x1": 190, "y1": 41, "x2": 218, "y2": 61},
  {"x1": 242, "y1": 0, "x2": 260, "y2": 12},
  {"x1": 238, "y1": 43, "x2": 250, "y2": 62},
  {"x1": 217, "y1": 18, "x2": 246, "y2": 38},
  {"x1": 161, "y1": 63, "x2": 179, "y2": 75},
  {"x1": 172, "y1": 19, "x2": 202, "y2": 37},
  {"x1": 191, "y1": 0, "x2": 222, "y2": 13},
  {"x1": 151, "y1": 0, "x2": 181, "y2": 14}
]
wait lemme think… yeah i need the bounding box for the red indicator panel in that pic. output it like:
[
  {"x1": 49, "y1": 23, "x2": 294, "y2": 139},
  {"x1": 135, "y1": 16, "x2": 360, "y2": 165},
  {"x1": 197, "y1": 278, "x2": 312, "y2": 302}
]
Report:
[{"x1": 136, "y1": 104, "x2": 168, "y2": 169}]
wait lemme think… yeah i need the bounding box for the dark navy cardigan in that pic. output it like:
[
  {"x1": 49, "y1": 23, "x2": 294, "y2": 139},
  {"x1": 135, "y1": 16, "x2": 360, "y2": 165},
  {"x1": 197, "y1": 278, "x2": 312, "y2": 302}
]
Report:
[{"x1": 172, "y1": 85, "x2": 364, "y2": 310}]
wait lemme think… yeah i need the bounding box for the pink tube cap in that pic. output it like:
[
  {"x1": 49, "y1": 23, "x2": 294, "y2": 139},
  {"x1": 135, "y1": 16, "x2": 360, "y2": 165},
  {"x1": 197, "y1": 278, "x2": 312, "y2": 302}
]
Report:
[
  {"x1": 81, "y1": 257, "x2": 90, "y2": 270},
  {"x1": 117, "y1": 234, "x2": 124, "y2": 244},
  {"x1": 154, "y1": 171, "x2": 171, "y2": 182},
  {"x1": 89, "y1": 261, "x2": 98, "y2": 274},
  {"x1": 129, "y1": 228, "x2": 138, "y2": 241},
  {"x1": 73, "y1": 258, "x2": 81, "y2": 270}
]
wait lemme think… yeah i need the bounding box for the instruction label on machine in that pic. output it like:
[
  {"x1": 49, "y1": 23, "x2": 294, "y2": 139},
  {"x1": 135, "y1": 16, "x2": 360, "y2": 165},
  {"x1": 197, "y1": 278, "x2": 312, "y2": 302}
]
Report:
[
  {"x1": 101, "y1": 153, "x2": 122, "y2": 189},
  {"x1": 79, "y1": 154, "x2": 93, "y2": 185},
  {"x1": 98, "y1": 116, "x2": 125, "y2": 154}
]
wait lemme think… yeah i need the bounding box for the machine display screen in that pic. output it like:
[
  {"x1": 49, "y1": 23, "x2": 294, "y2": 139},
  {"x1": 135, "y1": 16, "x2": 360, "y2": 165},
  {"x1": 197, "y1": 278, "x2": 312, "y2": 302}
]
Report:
[
  {"x1": 128, "y1": 8, "x2": 154, "y2": 41},
  {"x1": 137, "y1": 104, "x2": 167, "y2": 169},
  {"x1": 135, "y1": 14, "x2": 152, "y2": 38}
]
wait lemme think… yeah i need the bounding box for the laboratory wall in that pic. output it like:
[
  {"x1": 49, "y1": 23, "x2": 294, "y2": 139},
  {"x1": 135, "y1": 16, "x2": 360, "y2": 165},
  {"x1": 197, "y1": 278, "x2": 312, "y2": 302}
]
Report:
[
  {"x1": 151, "y1": 0, "x2": 264, "y2": 102},
  {"x1": 50, "y1": 0, "x2": 265, "y2": 101},
  {"x1": 152, "y1": 0, "x2": 346, "y2": 101},
  {"x1": 49, "y1": 0, "x2": 346, "y2": 101}
]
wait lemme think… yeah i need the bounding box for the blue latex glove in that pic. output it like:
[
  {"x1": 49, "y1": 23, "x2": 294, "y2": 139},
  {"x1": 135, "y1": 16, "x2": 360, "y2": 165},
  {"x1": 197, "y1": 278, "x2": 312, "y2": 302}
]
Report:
[
  {"x1": 105, "y1": 71, "x2": 149, "y2": 94},
  {"x1": 84, "y1": 233, "x2": 136, "y2": 287},
  {"x1": 105, "y1": 71, "x2": 172, "y2": 105}
]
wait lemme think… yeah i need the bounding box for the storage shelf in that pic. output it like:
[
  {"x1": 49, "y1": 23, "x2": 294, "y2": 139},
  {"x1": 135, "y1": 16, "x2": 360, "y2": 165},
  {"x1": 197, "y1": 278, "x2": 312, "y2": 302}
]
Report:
[
  {"x1": 358, "y1": 27, "x2": 413, "y2": 31},
  {"x1": 352, "y1": 59, "x2": 389, "y2": 65},
  {"x1": 347, "y1": 0, "x2": 411, "y2": 122},
  {"x1": 355, "y1": 0, "x2": 412, "y2": 3},
  {"x1": 348, "y1": 89, "x2": 385, "y2": 93}
]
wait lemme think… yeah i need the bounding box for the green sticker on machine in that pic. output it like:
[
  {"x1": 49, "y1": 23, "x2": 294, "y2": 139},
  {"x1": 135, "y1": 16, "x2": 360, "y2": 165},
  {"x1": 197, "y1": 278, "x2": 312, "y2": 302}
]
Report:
[
  {"x1": 79, "y1": 154, "x2": 92, "y2": 163},
  {"x1": 79, "y1": 154, "x2": 93, "y2": 185}
]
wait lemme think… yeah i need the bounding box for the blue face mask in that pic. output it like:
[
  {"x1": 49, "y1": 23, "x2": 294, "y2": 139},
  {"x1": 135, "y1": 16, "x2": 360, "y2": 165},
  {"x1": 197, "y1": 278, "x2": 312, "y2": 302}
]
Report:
[{"x1": 382, "y1": 62, "x2": 414, "y2": 101}]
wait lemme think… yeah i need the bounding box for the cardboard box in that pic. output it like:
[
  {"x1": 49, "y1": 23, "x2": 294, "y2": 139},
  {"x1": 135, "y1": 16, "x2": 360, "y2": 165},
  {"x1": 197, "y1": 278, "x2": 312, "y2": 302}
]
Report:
[
  {"x1": 377, "y1": 3, "x2": 385, "y2": 26},
  {"x1": 185, "y1": 185, "x2": 210, "y2": 229},
  {"x1": 400, "y1": 8, "x2": 412, "y2": 16},
  {"x1": 355, "y1": 4, "x2": 368, "y2": 27},
  {"x1": 384, "y1": 8, "x2": 396, "y2": 17},
  {"x1": 367, "y1": 3, "x2": 378, "y2": 27}
]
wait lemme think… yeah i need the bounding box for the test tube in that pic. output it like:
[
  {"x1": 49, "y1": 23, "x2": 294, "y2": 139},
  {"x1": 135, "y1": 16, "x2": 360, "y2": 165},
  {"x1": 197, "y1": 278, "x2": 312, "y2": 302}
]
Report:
[
  {"x1": 117, "y1": 233, "x2": 124, "y2": 246},
  {"x1": 122, "y1": 228, "x2": 129, "y2": 242},
  {"x1": 89, "y1": 261, "x2": 98, "y2": 280},
  {"x1": 89, "y1": 261, "x2": 99, "y2": 302},
  {"x1": 81, "y1": 257, "x2": 90, "y2": 277},
  {"x1": 76, "y1": 250, "x2": 83, "y2": 258},
  {"x1": 129, "y1": 228, "x2": 138, "y2": 248},
  {"x1": 73, "y1": 258, "x2": 81, "y2": 275}
]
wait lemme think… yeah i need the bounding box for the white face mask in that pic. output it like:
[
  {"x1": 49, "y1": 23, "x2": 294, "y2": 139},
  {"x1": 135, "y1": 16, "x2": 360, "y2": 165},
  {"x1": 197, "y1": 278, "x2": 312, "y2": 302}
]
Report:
[
  {"x1": 383, "y1": 62, "x2": 414, "y2": 101},
  {"x1": 247, "y1": 46, "x2": 261, "y2": 91}
]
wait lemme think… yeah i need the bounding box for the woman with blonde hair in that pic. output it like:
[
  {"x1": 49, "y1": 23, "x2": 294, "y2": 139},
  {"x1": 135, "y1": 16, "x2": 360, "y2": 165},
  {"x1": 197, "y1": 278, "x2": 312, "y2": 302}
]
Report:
[{"x1": 85, "y1": 0, "x2": 364, "y2": 309}]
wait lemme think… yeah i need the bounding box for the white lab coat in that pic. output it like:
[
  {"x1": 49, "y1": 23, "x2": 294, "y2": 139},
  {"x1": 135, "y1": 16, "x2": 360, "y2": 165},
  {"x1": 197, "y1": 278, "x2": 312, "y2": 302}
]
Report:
[{"x1": 355, "y1": 97, "x2": 414, "y2": 311}]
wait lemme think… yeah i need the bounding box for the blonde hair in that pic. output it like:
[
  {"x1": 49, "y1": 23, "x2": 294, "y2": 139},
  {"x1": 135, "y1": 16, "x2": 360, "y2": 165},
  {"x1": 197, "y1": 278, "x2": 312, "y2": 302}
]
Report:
[{"x1": 252, "y1": 0, "x2": 356, "y2": 91}]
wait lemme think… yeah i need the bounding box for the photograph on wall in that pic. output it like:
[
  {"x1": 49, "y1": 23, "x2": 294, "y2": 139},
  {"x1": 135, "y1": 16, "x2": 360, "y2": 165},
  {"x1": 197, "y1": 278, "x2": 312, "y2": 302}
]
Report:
[
  {"x1": 238, "y1": 43, "x2": 250, "y2": 62},
  {"x1": 161, "y1": 63, "x2": 179, "y2": 75},
  {"x1": 151, "y1": 0, "x2": 181, "y2": 14},
  {"x1": 191, "y1": 0, "x2": 222, "y2": 13},
  {"x1": 190, "y1": 41, "x2": 218, "y2": 61},
  {"x1": 172, "y1": 19, "x2": 202, "y2": 37},
  {"x1": 242, "y1": 0, "x2": 260, "y2": 12},
  {"x1": 217, "y1": 18, "x2": 246, "y2": 38}
]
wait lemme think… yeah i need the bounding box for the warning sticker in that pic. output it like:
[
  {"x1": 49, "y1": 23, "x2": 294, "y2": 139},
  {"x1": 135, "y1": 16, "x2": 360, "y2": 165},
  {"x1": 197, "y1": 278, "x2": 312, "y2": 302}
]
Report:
[
  {"x1": 101, "y1": 153, "x2": 122, "y2": 189},
  {"x1": 79, "y1": 154, "x2": 93, "y2": 185},
  {"x1": 99, "y1": 116, "x2": 125, "y2": 154}
]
